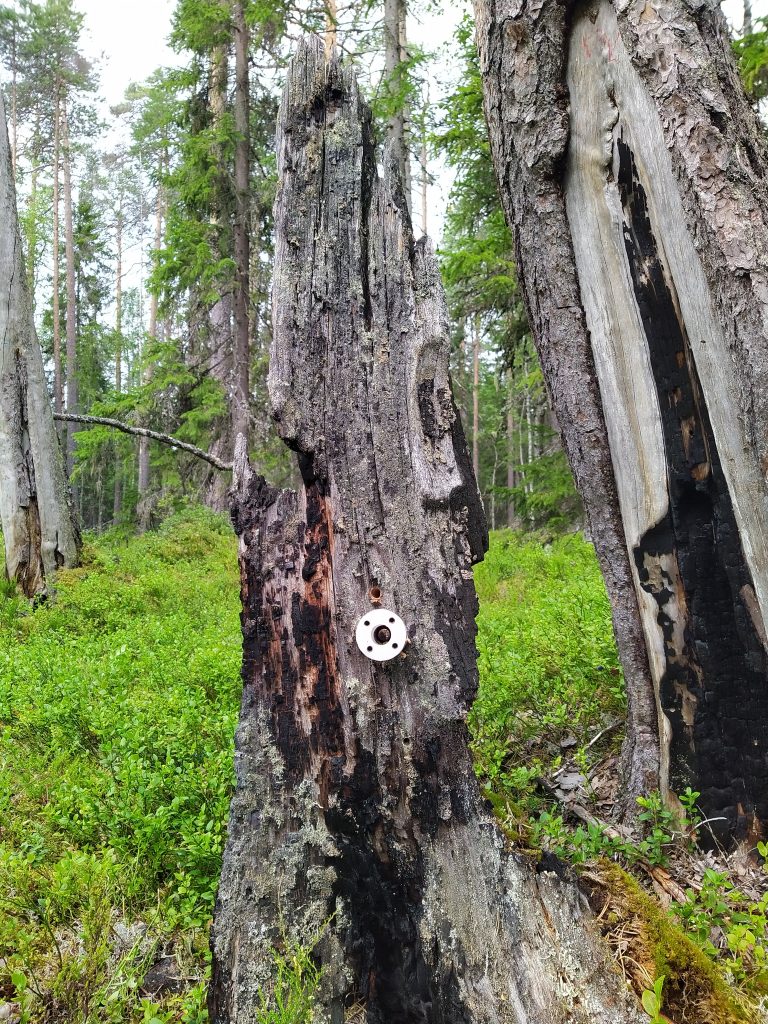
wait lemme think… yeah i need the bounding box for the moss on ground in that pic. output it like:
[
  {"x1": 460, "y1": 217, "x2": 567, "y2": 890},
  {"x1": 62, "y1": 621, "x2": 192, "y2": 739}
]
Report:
[{"x1": 586, "y1": 862, "x2": 754, "y2": 1024}]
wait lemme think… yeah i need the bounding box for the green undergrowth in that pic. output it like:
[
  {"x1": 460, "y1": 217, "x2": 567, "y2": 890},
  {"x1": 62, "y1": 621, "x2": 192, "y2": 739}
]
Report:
[
  {"x1": 472, "y1": 530, "x2": 768, "y2": 1017},
  {"x1": 0, "y1": 507, "x2": 242, "y2": 1022},
  {"x1": 2, "y1": 519, "x2": 764, "y2": 1021},
  {"x1": 471, "y1": 529, "x2": 626, "y2": 812}
]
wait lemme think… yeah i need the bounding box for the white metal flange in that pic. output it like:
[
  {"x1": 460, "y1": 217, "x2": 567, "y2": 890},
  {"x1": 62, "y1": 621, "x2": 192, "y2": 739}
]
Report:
[{"x1": 355, "y1": 608, "x2": 407, "y2": 662}]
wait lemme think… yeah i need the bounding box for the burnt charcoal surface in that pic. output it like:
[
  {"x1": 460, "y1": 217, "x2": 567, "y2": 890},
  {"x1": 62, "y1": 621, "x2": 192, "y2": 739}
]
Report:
[{"x1": 617, "y1": 135, "x2": 768, "y2": 843}]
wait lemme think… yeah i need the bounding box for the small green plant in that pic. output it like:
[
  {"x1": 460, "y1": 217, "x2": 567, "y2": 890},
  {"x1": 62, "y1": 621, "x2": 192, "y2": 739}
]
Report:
[
  {"x1": 676, "y1": 788, "x2": 703, "y2": 850},
  {"x1": 635, "y1": 792, "x2": 677, "y2": 867},
  {"x1": 11, "y1": 971, "x2": 34, "y2": 1024},
  {"x1": 255, "y1": 939, "x2": 323, "y2": 1024},
  {"x1": 641, "y1": 975, "x2": 665, "y2": 1023},
  {"x1": 673, "y1": 868, "x2": 768, "y2": 988}
]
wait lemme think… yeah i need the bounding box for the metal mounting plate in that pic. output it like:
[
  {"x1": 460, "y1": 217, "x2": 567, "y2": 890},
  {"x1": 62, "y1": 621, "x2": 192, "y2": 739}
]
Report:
[{"x1": 355, "y1": 608, "x2": 407, "y2": 662}]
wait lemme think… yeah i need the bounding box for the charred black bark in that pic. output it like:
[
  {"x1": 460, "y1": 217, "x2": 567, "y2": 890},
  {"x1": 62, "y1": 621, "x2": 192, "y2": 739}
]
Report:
[
  {"x1": 617, "y1": 136, "x2": 768, "y2": 845},
  {"x1": 476, "y1": 0, "x2": 768, "y2": 838},
  {"x1": 209, "y1": 39, "x2": 646, "y2": 1024}
]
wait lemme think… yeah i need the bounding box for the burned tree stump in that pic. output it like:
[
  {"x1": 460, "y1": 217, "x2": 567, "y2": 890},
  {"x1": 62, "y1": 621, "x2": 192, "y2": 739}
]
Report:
[{"x1": 209, "y1": 40, "x2": 644, "y2": 1024}]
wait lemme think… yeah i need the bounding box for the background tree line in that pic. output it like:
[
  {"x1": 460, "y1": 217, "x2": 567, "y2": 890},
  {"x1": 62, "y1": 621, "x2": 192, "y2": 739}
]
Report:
[{"x1": 0, "y1": 0, "x2": 765, "y2": 539}]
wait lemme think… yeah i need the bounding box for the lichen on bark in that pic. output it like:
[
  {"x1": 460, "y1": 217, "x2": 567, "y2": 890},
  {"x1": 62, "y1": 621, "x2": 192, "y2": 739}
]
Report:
[{"x1": 209, "y1": 38, "x2": 645, "y2": 1024}]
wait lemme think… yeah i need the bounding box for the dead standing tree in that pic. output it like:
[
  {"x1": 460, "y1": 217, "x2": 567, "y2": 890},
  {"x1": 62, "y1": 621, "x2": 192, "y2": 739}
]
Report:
[
  {"x1": 475, "y1": 0, "x2": 768, "y2": 845},
  {"x1": 0, "y1": 93, "x2": 80, "y2": 596},
  {"x1": 209, "y1": 39, "x2": 644, "y2": 1024}
]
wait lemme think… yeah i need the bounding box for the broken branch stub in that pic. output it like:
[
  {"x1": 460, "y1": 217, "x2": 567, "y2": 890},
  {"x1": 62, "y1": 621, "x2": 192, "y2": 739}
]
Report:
[{"x1": 209, "y1": 39, "x2": 644, "y2": 1024}]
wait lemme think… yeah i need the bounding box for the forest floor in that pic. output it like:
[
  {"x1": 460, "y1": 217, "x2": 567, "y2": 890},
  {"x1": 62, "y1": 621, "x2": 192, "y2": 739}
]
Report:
[{"x1": 0, "y1": 511, "x2": 766, "y2": 1022}]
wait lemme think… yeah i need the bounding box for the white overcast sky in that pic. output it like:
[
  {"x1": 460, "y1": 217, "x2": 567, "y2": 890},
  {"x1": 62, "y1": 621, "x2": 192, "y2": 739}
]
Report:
[
  {"x1": 76, "y1": 0, "x2": 766, "y2": 242},
  {"x1": 80, "y1": 0, "x2": 764, "y2": 106},
  {"x1": 82, "y1": 0, "x2": 465, "y2": 107}
]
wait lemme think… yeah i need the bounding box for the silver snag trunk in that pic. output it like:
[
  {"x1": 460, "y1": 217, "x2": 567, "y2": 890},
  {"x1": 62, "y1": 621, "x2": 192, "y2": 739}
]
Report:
[
  {"x1": 0, "y1": 93, "x2": 79, "y2": 596},
  {"x1": 209, "y1": 40, "x2": 644, "y2": 1024}
]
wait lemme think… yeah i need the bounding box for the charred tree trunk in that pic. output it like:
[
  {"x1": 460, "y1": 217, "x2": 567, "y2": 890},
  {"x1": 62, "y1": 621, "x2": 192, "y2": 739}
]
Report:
[
  {"x1": 209, "y1": 40, "x2": 645, "y2": 1024},
  {"x1": 0, "y1": 95, "x2": 80, "y2": 596},
  {"x1": 475, "y1": 0, "x2": 768, "y2": 843}
]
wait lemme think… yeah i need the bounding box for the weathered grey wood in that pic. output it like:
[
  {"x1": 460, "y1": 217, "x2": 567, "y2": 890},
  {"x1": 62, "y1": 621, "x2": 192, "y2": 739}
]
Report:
[
  {"x1": 209, "y1": 39, "x2": 644, "y2": 1024},
  {"x1": 52, "y1": 413, "x2": 233, "y2": 471},
  {"x1": 0, "y1": 93, "x2": 79, "y2": 596},
  {"x1": 474, "y1": 0, "x2": 768, "y2": 842}
]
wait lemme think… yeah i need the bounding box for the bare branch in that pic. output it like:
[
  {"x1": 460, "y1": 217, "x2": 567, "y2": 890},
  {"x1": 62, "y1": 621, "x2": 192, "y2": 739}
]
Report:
[{"x1": 53, "y1": 413, "x2": 233, "y2": 471}]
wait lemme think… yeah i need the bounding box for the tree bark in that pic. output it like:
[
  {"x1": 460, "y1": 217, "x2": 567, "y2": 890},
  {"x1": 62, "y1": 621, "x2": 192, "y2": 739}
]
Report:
[
  {"x1": 209, "y1": 39, "x2": 645, "y2": 1024},
  {"x1": 62, "y1": 98, "x2": 78, "y2": 479},
  {"x1": 419, "y1": 85, "x2": 429, "y2": 237},
  {"x1": 52, "y1": 89, "x2": 63, "y2": 415},
  {"x1": 506, "y1": 369, "x2": 516, "y2": 528},
  {"x1": 113, "y1": 196, "x2": 124, "y2": 523},
  {"x1": 138, "y1": 166, "x2": 164, "y2": 532},
  {"x1": 324, "y1": 0, "x2": 337, "y2": 54},
  {"x1": 475, "y1": 0, "x2": 768, "y2": 843},
  {"x1": 383, "y1": 0, "x2": 411, "y2": 208},
  {"x1": 743, "y1": 0, "x2": 753, "y2": 36},
  {"x1": 472, "y1": 316, "x2": 480, "y2": 482},
  {"x1": 54, "y1": 413, "x2": 232, "y2": 471},
  {"x1": 0, "y1": 94, "x2": 79, "y2": 597},
  {"x1": 204, "y1": 39, "x2": 235, "y2": 512},
  {"x1": 232, "y1": 0, "x2": 250, "y2": 451}
]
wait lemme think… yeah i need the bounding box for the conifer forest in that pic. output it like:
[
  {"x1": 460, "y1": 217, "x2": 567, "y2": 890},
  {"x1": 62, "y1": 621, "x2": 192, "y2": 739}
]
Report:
[{"x1": 2, "y1": 0, "x2": 768, "y2": 1021}]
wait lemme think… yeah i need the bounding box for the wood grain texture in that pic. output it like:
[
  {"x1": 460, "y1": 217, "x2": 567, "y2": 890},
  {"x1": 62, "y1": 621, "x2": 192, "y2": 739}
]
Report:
[
  {"x1": 209, "y1": 39, "x2": 645, "y2": 1024},
  {"x1": 566, "y1": 0, "x2": 768, "y2": 842},
  {"x1": 473, "y1": 0, "x2": 661, "y2": 810},
  {"x1": 475, "y1": 0, "x2": 768, "y2": 839},
  {"x1": 0, "y1": 93, "x2": 79, "y2": 596}
]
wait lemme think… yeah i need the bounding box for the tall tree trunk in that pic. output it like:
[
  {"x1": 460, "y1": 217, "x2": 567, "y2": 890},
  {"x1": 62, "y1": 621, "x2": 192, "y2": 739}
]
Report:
[
  {"x1": 324, "y1": 0, "x2": 337, "y2": 54},
  {"x1": 52, "y1": 90, "x2": 63, "y2": 415},
  {"x1": 204, "y1": 40, "x2": 235, "y2": 511},
  {"x1": 475, "y1": 0, "x2": 768, "y2": 842},
  {"x1": 232, "y1": 0, "x2": 249, "y2": 450},
  {"x1": 113, "y1": 200, "x2": 124, "y2": 523},
  {"x1": 62, "y1": 98, "x2": 78, "y2": 479},
  {"x1": 419, "y1": 85, "x2": 429, "y2": 236},
  {"x1": 138, "y1": 170, "x2": 164, "y2": 532},
  {"x1": 472, "y1": 316, "x2": 480, "y2": 481},
  {"x1": 506, "y1": 369, "x2": 516, "y2": 528},
  {"x1": 383, "y1": 0, "x2": 411, "y2": 208},
  {"x1": 27, "y1": 131, "x2": 39, "y2": 303},
  {"x1": 9, "y1": 16, "x2": 16, "y2": 175},
  {"x1": 743, "y1": 0, "x2": 753, "y2": 36},
  {"x1": 0, "y1": 95, "x2": 80, "y2": 597},
  {"x1": 209, "y1": 40, "x2": 645, "y2": 1024}
]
